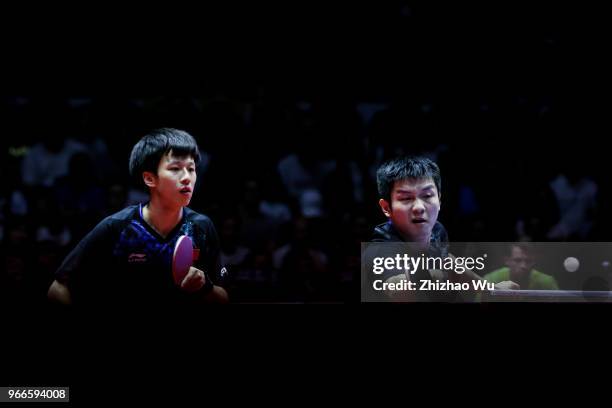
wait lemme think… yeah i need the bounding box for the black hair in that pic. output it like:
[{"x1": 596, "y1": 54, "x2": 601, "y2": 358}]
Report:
[
  {"x1": 507, "y1": 242, "x2": 534, "y2": 257},
  {"x1": 129, "y1": 128, "x2": 200, "y2": 185},
  {"x1": 376, "y1": 156, "x2": 441, "y2": 203}
]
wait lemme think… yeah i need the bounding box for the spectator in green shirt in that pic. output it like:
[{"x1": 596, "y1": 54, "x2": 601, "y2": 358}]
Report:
[{"x1": 483, "y1": 243, "x2": 559, "y2": 290}]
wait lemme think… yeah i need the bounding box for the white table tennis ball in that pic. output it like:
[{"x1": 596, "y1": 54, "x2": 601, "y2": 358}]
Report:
[{"x1": 564, "y1": 257, "x2": 580, "y2": 272}]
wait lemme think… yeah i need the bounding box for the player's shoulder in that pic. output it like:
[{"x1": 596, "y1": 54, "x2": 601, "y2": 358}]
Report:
[
  {"x1": 92, "y1": 205, "x2": 139, "y2": 231},
  {"x1": 432, "y1": 221, "x2": 448, "y2": 241},
  {"x1": 184, "y1": 207, "x2": 215, "y2": 228},
  {"x1": 77, "y1": 206, "x2": 139, "y2": 244},
  {"x1": 483, "y1": 267, "x2": 509, "y2": 282},
  {"x1": 106, "y1": 205, "x2": 140, "y2": 223},
  {"x1": 371, "y1": 222, "x2": 401, "y2": 242}
]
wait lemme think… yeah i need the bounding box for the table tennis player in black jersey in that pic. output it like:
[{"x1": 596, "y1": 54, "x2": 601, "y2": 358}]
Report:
[
  {"x1": 48, "y1": 128, "x2": 228, "y2": 308},
  {"x1": 370, "y1": 156, "x2": 519, "y2": 302}
]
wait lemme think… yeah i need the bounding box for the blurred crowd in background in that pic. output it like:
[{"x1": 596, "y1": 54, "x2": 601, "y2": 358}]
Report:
[{"x1": 1, "y1": 89, "x2": 606, "y2": 304}]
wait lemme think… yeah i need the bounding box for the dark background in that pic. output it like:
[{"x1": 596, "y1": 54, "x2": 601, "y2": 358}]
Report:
[
  {"x1": 1, "y1": 4, "x2": 610, "y2": 404},
  {"x1": 1, "y1": 3, "x2": 609, "y2": 304}
]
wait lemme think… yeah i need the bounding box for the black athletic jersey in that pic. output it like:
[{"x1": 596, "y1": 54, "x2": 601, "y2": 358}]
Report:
[
  {"x1": 371, "y1": 220, "x2": 449, "y2": 249},
  {"x1": 56, "y1": 204, "x2": 221, "y2": 307},
  {"x1": 364, "y1": 221, "x2": 451, "y2": 301}
]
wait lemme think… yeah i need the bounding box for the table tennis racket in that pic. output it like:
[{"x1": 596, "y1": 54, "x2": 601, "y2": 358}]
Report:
[{"x1": 173, "y1": 235, "x2": 193, "y2": 286}]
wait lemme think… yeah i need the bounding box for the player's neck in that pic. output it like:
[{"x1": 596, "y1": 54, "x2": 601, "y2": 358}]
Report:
[
  {"x1": 400, "y1": 231, "x2": 431, "y2": 248},
  {"x1": 143, "y1": 199, "x2": 183, "y2": 238}
]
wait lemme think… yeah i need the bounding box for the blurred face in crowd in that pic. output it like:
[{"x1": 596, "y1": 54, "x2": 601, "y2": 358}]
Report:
[
  {"x1": 506, "y1": 246, "x2": 534, "y2": 280},
  {"x1": 379, "y1": 177, "x2": 441, "y2": 243}
]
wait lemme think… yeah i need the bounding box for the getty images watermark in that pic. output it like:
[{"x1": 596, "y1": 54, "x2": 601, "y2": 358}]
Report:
[
  {"x1": 371, "y1": 252, "x2": 493, "y2": 291},
  {"x1": 361, "y1": 242, "x2": 612, "y2": 302}
]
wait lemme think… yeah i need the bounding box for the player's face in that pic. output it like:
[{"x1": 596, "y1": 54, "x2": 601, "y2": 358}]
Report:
[
  {"x1": 380, "y1": 178, "x2": 440, "y2": 242},
  {"x1": 154, "y1": 151, "x2": 197, "y2": 207},
  {"x1": 506, "y1": 246, "x2": 534, "y2": 278}
]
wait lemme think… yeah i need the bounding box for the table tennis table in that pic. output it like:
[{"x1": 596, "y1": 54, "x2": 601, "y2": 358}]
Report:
[{"x1": 485, "y1": 289, "x2": 612, "y2": 302}]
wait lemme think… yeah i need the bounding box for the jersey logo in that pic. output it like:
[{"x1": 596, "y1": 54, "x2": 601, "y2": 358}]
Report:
[{"x1": 128, "y1": 253, "x2": 148, "y2": 263}]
